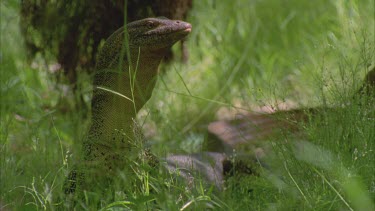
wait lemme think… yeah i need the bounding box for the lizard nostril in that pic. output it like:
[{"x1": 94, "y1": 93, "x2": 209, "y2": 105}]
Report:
[{"x1": 176, "y1": 21, "x2": 180, "y2": 24}]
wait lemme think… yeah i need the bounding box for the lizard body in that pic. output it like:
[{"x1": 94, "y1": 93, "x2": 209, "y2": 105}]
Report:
[{"x1": 65, "y1": 17, "x2": 191, "y2": 196}]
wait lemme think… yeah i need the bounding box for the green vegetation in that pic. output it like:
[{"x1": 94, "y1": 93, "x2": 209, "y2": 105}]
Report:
[{"x1": 1, "y1": 0, "x2": 374, "y2": 210}]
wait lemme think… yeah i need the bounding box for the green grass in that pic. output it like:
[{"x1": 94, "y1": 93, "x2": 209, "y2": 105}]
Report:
[{"x1": 1, "y1": 0, "x2": 374, "y2": 210}]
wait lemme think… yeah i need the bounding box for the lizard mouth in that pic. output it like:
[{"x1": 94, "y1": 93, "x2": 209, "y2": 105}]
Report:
[
  {"x1": 182, "y1": 27, "x2": 192, "y2": 33},
  {"x1": 176, "y1": 24, "x2": 192, "y2": 35}
]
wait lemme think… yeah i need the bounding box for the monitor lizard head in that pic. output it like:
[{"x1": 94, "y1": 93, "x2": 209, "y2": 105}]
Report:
[
  {"x1": 96, "y1": 17, "x2": 191, "y2": 70},
  {"x1": 127, "y1": 17, "x2": 192, "y2": 50}
]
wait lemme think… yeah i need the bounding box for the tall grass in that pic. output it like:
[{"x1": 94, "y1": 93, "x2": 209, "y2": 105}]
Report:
[
  {"x1": 147, "y1": 0, "x2": 374, "y2": 152},
  {"x1": 1, "y1": 0, "x2": 374, "y2": 210}
]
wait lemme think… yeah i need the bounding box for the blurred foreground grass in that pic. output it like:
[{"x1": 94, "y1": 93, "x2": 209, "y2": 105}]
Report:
[{"x1": 1, "y1": 0, "x2": 374, "y2": 210}]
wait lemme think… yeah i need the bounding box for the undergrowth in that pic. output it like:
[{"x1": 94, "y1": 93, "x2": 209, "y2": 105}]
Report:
[{"x1": 1, "y1": 0, "x2": 374, "y2": 210}]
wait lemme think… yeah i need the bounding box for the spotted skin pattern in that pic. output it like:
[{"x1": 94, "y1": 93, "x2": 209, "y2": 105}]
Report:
[{"x1": 64, "y1": 18, "x2": 191, "y2": 198}]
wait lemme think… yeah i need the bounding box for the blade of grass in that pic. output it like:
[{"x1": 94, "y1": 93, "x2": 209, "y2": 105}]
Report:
[
  {"x1": 284, "y1": 162, "x2": 311, "y2": 207},
  {"x1": 95, "y1": 86, "x2": 134, "y2": 103},
  {"x1": 312, "y1": 167, "x2": 353, "y2": 211}
]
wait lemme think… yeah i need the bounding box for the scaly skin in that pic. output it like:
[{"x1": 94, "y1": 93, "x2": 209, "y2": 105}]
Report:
[{"x1": 65, "y1": 17, "x2": 191, "y2": 197}]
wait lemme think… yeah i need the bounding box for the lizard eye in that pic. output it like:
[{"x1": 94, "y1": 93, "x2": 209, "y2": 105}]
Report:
[{"x1": 146, "y1": 21, "x2": 154, "y2": 29}]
